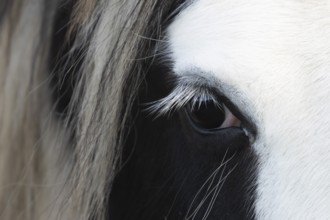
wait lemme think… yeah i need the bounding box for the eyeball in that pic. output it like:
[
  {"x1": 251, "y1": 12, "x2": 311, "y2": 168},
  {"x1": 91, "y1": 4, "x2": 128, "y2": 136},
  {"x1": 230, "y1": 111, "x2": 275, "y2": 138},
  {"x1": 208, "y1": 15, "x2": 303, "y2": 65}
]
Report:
[{"x1": 186, "y1": 98, "x2": 240, "y2": 131}]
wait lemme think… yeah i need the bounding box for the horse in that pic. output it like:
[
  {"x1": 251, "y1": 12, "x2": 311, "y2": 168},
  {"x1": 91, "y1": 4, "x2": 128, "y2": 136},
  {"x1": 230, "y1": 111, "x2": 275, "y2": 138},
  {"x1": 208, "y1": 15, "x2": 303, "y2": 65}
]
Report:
[{"x1": 1, "y1": 0, "x2": 330, "y2": 219}]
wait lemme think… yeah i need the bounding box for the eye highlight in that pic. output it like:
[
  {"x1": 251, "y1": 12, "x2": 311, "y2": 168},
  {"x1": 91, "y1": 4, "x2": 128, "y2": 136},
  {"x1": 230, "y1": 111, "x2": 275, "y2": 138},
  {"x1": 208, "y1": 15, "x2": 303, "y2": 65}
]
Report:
[{"x1": 186, "y1": 98, "x2": 241, "y2": 131}]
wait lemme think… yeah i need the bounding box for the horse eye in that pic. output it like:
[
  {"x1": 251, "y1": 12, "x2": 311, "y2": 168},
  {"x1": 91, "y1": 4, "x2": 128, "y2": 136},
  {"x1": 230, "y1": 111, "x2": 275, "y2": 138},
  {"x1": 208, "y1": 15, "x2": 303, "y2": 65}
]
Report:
[{"x1": 187, "y1": 99, "x2": 240, "y2": 130}]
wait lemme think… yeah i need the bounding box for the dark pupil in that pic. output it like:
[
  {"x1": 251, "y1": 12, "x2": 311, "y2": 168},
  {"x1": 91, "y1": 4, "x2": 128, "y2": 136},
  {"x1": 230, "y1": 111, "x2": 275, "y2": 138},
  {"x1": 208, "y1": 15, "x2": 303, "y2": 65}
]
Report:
[{"x1": 190, "y1": 100, "x2": 226, "y2": 130}]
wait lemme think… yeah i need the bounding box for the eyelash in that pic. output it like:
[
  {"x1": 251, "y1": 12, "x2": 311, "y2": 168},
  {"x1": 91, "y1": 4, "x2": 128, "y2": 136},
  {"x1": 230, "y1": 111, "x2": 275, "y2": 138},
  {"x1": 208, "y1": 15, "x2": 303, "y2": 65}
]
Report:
[{"x1": 145, "y1": 86, "x2": 220, "y2": 118}]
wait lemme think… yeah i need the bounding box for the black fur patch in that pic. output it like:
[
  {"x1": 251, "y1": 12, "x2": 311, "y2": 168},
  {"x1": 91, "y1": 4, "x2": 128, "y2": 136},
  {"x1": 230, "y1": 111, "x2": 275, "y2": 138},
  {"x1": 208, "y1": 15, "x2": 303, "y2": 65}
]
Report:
[{"x1": 109, "y1": 61, "x2": 257, "y2": 219}]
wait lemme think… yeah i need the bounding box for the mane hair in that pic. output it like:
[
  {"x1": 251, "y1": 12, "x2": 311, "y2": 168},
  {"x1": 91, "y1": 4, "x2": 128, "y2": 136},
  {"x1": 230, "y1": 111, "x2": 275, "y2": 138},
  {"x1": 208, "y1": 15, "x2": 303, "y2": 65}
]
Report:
[{"x1": 0, "y1": 0, "x2": 186, "y2": 219}]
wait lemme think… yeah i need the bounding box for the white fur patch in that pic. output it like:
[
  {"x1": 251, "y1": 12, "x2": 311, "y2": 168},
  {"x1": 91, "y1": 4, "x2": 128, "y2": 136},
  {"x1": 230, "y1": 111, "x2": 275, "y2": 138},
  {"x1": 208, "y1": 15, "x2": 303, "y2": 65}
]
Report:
[{"x1": 167, "y1": 0, "x2": 330, "y2": 219}]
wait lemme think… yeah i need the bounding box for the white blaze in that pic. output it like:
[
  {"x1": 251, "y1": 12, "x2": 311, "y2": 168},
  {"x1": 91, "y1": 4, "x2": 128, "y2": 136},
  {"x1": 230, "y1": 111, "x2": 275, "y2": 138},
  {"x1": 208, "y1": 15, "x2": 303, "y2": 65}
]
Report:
[{"x1": 167, "y1": 0, "x2": 330, "y2": 219}]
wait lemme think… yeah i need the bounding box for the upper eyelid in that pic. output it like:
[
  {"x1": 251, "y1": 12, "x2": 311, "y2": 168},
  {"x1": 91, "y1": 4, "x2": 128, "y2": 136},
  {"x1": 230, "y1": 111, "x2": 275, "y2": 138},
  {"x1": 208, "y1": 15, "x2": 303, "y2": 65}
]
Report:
[
  {"x1": 144, "y1": 73, "x2": 226, "y2": 118},
  {"x1": 144, "y1": 84, "x2": 219, "y2": 118}
]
